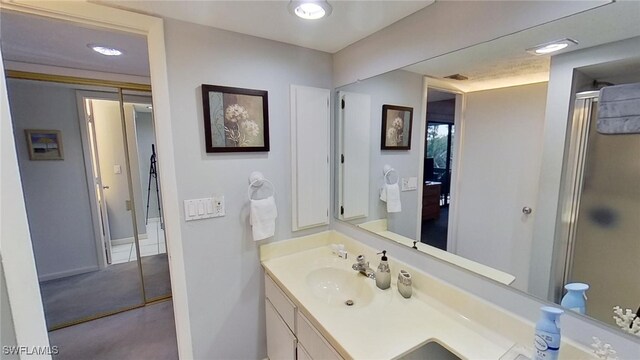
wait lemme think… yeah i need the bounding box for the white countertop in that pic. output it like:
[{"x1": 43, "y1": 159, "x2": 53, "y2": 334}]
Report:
[
  {"x1": 260, "y1": 230, "x2": 597, "y2": 360},
  {"x1": 262, "y1": 240, "x2": 511, "y2": 359}
]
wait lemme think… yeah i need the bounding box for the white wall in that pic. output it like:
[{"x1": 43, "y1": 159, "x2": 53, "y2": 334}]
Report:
[
  {"x1": 7, "y1": 79, "x2": 100, "y2": 280},
  {"x1": 338, "y1": 70, "x2": 424, "y2": 239},
  {"x1": 454, "y1": 83, "x2": 548, "y2": 292},
  {"x1": 0, "y1": 262, "x2": 18, "y2": 360},
  {"x1": 332, "y1": 1, "x2": 607, "y2": 87},
  {"x1": 530, "y1": 36, "x2": 640, "y2": 300},
  {"x1": 163, "y1": 19, "x2": 332, "y2": 359}
]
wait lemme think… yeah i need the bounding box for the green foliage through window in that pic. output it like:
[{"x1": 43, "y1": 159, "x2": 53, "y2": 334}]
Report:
[{"x1": 426, "y1": 124, "x2": 453, "y2": 169}]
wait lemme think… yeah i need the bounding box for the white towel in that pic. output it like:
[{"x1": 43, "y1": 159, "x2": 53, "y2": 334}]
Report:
[
  {"x1": 250, "y1": 196, "x2": 278, "y2": 241},
  {"x1": 380, "y1": 183, "x2": 401, "y2": 213}
]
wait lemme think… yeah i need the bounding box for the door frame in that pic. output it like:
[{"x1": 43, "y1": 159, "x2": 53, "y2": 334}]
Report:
[
  {"x1": 416, "y1": 79, "x2": 465, "y2": 253},
  {"x1": 551, "y1": 91, "x2": 599, "y2": 303},
  {"x1": 76, "y1": 91, "x2": 121, "y2": 269},
  {"x1": 0, "y1": 2, "x2": 193, "y2": 358}
]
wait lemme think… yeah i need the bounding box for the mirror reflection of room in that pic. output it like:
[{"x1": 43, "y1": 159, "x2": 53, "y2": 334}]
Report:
[{"x1": 335, "y1": 2, "x2": 640, "y2": 337}]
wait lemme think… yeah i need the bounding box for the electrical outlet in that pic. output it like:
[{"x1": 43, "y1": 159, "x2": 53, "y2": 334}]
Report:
[{"x1": 212, "y1": 196, "x2": 225, "y2": 217}]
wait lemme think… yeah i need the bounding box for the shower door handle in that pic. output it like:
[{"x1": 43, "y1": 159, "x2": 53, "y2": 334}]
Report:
[{"x1": 522, "y1": 206, "x2": 533, "y2": 215}]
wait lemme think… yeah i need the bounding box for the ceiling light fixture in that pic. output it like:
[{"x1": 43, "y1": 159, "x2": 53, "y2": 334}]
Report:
[
  {"x1": 288, "y1": 0, "x2": 332, "y2": 20},
  {"x1": 88, "y1": 44, "x2": 123, "y2": 56},
  {"x1": 526, "y1": 38, "x2": 578, "y2": 55}
]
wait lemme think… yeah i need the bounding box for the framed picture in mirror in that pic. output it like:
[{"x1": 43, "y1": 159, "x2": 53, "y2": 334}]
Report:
[
  {"x1": 381, "y1": 104, "x2": 413, "y2": 150},
  {"x1": 25, "y1": 129, "x2": 64, "y2": 160},
  {"x1": 201, "y1": 84, "x2": 270, "y2": 153}
]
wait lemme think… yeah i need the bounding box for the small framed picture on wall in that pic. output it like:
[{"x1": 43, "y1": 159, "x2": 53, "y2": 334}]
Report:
[
  {"x1": 201, "y1": 84, "x2": 270, "y2": 153},
  {"x1": 25, "y1": 129, "x2": 64, "y2": 160},
  {"x1": 381, "y1": 104, "x2": 413, "y2": 150}
]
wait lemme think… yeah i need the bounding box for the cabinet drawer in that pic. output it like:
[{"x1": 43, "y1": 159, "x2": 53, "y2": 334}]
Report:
[
  {"x1": 297, "y1": 344, "x2": 312, "y2": 360},
  {"x1": 265, "y1": 274, "x2": 296, "y2": 332},
  {"x1": 265, "y1": 299, "x2": 296, "y2": 360},
  {"x1": 297, "y1": 312, "x2": 343, "y2": 360}
]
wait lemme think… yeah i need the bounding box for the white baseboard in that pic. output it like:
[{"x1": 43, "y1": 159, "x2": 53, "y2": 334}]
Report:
[
  {"x1": 38, "y1": 265, "x2": 100, "y2": 282},
  {"x1": 111, "y1": 233, "x2": 149, "y2": 246}
]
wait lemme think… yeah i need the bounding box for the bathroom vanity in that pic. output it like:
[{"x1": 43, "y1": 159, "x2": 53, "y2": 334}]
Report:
[{"x1": 261, "y1": 231, "x2": 597, "y2": 360}]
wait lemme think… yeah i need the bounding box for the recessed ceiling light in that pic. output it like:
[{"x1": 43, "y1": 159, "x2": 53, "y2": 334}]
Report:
[
  {"x1": 526, "y1": 39, "x2": 578, "y2": 55},
  {"x1": 88, "y1": 44, "x2": 123, "y2": 56},
  {"x1": 288, "y1": 0, "x2": 332, "y2": 20}
]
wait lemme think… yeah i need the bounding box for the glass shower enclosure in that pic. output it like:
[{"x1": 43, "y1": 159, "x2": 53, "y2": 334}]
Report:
[{"x1": 556, "y1": 90, "x2": 640, "y2": 328}]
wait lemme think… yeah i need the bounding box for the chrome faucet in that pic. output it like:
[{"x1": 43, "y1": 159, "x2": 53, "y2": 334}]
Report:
[{"x1": 352, "y1": 255, "x2": 375, "y2": 279}]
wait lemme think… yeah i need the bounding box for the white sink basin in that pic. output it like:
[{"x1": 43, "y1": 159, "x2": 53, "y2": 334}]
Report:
[
  {"x1": 399, "y1": 341, "x2": 462, "y2": 360},
  {"x1": 305, "y1": 267, "x2": 374, "y2": 307}
]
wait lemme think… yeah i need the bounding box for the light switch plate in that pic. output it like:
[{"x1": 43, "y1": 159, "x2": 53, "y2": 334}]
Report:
[
  {"x1": 401, "y1": 177, "x2": 418, "y2": 191},
  {"x1": 113, "y1": 164, "x2": 122, "y2": 174},
  {"x1": 408, "y1": 177, "x2": 418, "y2": 189},
  {"x1": 184, "y1": 196, "x2": 225, "y2": 221}
]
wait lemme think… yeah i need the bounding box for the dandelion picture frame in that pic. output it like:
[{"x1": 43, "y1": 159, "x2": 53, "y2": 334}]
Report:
[
  {"x1": 381, "y1": 104, "x2": 413, "y2": 150},
  {"x1": 25, "y1": 129, "x2": 64, "y2": 160},
  {"x1": 202, "y1": 84, "x2": 270, "y2": 153}
]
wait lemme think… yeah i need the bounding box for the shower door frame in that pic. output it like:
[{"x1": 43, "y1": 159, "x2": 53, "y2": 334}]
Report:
[{"x1": 551, "y1": 90, "x2": 599, "y2": 303}]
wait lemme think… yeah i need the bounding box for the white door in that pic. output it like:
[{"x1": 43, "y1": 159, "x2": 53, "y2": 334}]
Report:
[
  {"x1": 452, "y1": 83, "x2": 547, "y2": 291},
  {"x1": 81, "y1": 98, "x2": 113, "y2": 265},
  {"x1": 338, "y1": 91, "x2": 371, "y2": 220}
]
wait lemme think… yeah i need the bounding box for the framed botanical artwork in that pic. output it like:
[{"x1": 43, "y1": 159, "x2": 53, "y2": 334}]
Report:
[
  {"x1": 381, "y1": 104, "x2": 413, "y2": 150},
  {"x1": 25, "y1": 129, "x2": 64, "y2": 160},
  {"x1": 201, "y1": 84, "x2": 270, "y2": 152}
]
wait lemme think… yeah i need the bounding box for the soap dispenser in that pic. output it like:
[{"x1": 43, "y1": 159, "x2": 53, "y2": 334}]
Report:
[{"x1": 376, "y1": 250, "x2": 391, "y2": 290}]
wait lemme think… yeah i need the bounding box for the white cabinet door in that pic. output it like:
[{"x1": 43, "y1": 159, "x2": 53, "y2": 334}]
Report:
[
  {"x1": 296, "y1": 312, "x2": 343, "y2": 360},
  {"x1": 290, "y1": 85, "x2": 330, "y2": 231},
  {"x1": 266, "y1": 299, "x2": 296, "y2": 360},
  {"x1": 338, "y1": 91, "x2": 371, "y2": 220},
  {"x1": 297, "y1": 344, "x2": 313, "y2": 360}
]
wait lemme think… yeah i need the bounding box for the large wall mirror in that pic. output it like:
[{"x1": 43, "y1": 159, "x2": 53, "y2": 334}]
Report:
[{"x1": 334, "y1": 1, "x2": 640, "y2": 339}]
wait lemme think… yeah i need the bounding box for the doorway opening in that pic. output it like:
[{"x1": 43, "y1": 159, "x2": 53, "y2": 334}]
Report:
[
  {"x1": 2, "y1": 8, "x2": 178, "y2": 358},
  {"x1": 421, "y1": 88, "x2": 458, "y2": 250}
]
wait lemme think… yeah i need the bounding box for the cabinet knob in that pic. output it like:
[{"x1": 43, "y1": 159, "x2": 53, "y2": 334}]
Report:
[{"x1": 522, "y1": 206, "x2": 533, "y2": 215}]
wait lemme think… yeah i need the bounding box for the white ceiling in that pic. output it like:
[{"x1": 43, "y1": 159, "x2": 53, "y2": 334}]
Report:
[
  {"x1": 404, "y1": 1, "x2": 640, "y2": 92},
  {"x1": 3, "y1": 1, "x2": 638, "y2": 88},
  {"x1": 97, "y1": 0, "x2": 434, "y2": 53},
  {"x1": 0, "y1": 11, "x2": 150, "y2": 77}
]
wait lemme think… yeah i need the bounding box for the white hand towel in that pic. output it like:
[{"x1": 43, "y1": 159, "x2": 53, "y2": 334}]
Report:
[
  {"x1": 384, "y1": 183, "x2": 401, "y2": 213},
  {"x1": 250, "y1": 196, "x2": 278, "y2": 241}
]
